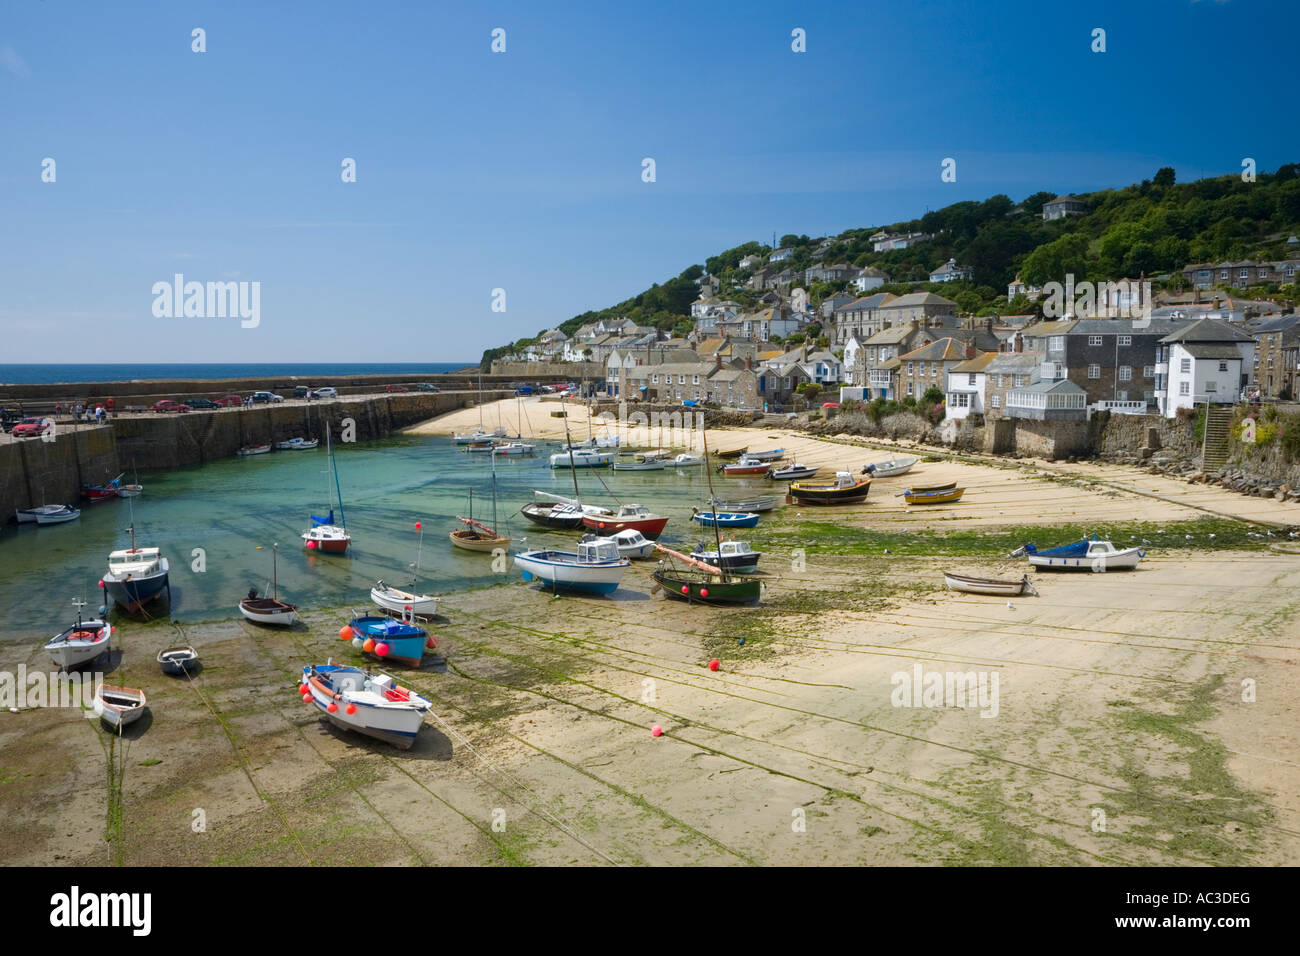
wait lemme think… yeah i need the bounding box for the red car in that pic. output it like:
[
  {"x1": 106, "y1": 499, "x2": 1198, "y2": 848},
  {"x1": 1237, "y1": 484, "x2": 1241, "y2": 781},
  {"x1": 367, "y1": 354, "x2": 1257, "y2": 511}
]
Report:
[
  {"x1": 11, "y1": 417, "x2": 50, "y2": 437},
  {"x1": 384, "y1": 384, "x2": 408, "y2": 393},
  {"x1": 152, "y1": 400, "x2": 191, "y2": 413},
  {"x1": 219, "y1": 394, "x2": 245, "y2": 406}
]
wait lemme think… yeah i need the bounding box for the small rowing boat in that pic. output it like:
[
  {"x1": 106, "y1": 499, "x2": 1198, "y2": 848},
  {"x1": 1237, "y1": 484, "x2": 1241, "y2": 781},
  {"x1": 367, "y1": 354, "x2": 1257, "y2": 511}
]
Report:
[
  {"x1": 239, "y1": 543, "x2": 298, "y2": 625},
  {"x1": 708, "y1": 494, "x2": 780, "y2": 513},
  {"x1": 691, "y1": 510, "x2": 759, "y2": 529},
  {"x1": 745, "y1": 448, "x2": 785, "y2": 462},
  {"x1": 238, "y1": 443, "x2": 272, "y2": 456},
  {"x1": 943, "y1": 572, "x2": 1036, "y2": 596},
  {"x1": 865, "y1": 455, "x2": 919, "y2": 478},
  {"x1": 770, "y1": 463, "x2": 818, "y2": 481},
  {"x1": 94, "y1": 684, "x2": 146, "y2": 731},
  {"x1": 157, "y1": 645, "x2": 200, "y2": 675},
  {"x1": 903, "y1": 480, "x2": 957, "y2": 493},
  {"x1": 713, "y1": 446, "x2": 748, "y2": 460},
  {"x1": 275, "y1": 437, "x2": 319, "y2": 450},
  {"x1": 16, "y1": 504, "x2": 80, "y2": 525},
  {"x1": 670, "y1": 453, "x2": 705, "y2": 468},
  {"x1": 902, "y1": 486, "x2": 965, "y2": 505}
]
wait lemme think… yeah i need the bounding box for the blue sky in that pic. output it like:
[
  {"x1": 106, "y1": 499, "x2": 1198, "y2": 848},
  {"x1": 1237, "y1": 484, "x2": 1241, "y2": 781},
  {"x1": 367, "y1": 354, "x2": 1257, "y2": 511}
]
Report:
[{"x1": 0, "y1": 0, "x2": 1294, "y2": 363}]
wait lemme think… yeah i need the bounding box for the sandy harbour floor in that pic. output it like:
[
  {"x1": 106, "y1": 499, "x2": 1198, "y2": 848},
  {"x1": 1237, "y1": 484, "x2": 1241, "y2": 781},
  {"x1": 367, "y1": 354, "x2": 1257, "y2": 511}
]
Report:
[{"x1": 1, "y1": 397, "x2": 1297, "y2": 866}]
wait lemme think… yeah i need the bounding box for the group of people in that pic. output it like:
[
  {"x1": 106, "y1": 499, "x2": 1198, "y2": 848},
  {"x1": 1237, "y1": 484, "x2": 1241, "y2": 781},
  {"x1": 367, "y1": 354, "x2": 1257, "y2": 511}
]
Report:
[{"x1": 52, "y1": 401, "x2": 111, "y2": 423}]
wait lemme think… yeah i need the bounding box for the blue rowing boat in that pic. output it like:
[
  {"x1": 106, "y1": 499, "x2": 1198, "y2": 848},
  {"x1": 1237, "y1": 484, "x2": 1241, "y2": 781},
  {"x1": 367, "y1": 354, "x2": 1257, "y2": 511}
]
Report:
[{"x1": 691, "y1": 510, "x2": 759, "y2": 529}]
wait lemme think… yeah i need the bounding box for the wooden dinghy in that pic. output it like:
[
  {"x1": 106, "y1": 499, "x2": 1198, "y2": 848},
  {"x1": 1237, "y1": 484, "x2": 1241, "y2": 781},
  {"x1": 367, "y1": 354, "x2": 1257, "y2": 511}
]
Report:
[
  {"x1": 157, "y1": 645, "x2": 200, "y2": 675},
  {"x1": 902, "y1": 480, "x2": 957, "y2": 493},
  {"x1": 790, "y1": 471, "x2": 872, "y2": 505},
  {"x1": 903, "y1": 486, "x2": 965, "y2": 505},
  {"x1": 943, "y1": 572, "x2": 1036, "y2": 596},
  {"x1": 449, "y1": 516, "x2": 509, "y2": 552},
  {"x1": 94, "y1": 684, "x2": 146, "y2": 730},
  {"x1": 713, "y1": 446, "x2": 749, "y2": 460}
]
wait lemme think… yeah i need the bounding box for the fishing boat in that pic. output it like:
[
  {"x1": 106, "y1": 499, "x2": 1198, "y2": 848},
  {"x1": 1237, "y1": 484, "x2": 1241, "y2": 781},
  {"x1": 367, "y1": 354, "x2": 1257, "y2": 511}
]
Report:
[
  {"x1": 465, "y1": 440, "x2": 498, "y2": 453},
  {"x1": 691, "y1": 540, "x2": 762, "y2": 573},
  {"x1": 651, "y1": 545, "x2": 761, "y2": 605},
  {"x1": 611, "y1": 453, "x2": 667, "y2": 471},
  {"x1": 44, "y1": 600, "x2": 112, "y2": 670},
  {"x1": 579, "y1": 529, "x2": 655, "y2": 560},
  {"x1": 521, "y1": 491, "x2": 613, "y2": 530},
  {"x1": 902, "y1": 486, "x2": 965, "y2": 505},
  {"x1": 301, "y1": 662, "x2": 432, "y2": 750},
  {"x1": 303, "y1": 427, "x2": 350, "y2": 553},
  {"x1": 580, "y1": 503, "x2": 669, "y2": 539},
  {"x1": 943, "y1": 572, "x2": 1037, "y2": 596},
  {"x1": 81, "y1": 477, "x2": 122, "y2": 502},
  {"x1": 709, "y1": 494, "x2": 780, "y2": 513},
  {"x1": 769, "y1": 463, "x2": 818, "y2": 481},
  {"x1": 746, "y1": 448, "x2": 786, "y2": 462},
  {"x1": 1011, "y1": 536, "x2": 1145, "y2": 572},
  {"x1": 16, "y1": 504, "x2": 80, "y2": 525},
  {"x1": 157, "y1": 645, "x2": 200, "y2": 675},
  {"x1": 453, "y1": 427, "x2": 503, "y2": 445},
  {"x1": 713, "y1": 446, "x2": 748, "y2": 460},
  {"x1": 721, "y1": 457, "x2": 773, "y2": 477},
  {"x1": 371, "y1": 582, "x2": 440, "y2": 618},
  {"x1": 239, "y1": 543, "x2": 299, "y2": 625},
  {"x1": 94, "y1": 685, "x2": 146, "y2": 731},
  {"x1": 865, "y1": 455, "x2": 919, "y2": 478},
  {"x1": 345, "y1": 613, "x2": 433, "y2": 667},
  {"x1": 790, "y1": 471, "x2": 872, "y2": 505},
  {"x1": 514, "y1": 537, "x2": 630, "y2": 594},
  {"x1": 691, "y1": 510, "x2": 759, "y2": 529},
  {"x1": 102, "y1": 531, "x2": 170, "y2": 613},
  {"x1": 275, "y1": 437, "x2": 319, "y2": 451},
  {"x1": 549, "y1": 448, "x2": 613, "y2": 468},
  {"x1": 670, "y1": 453, "x2": 705, "y2": 468},
  {"x1": 238, "y1": 443, "x2": 272, "y2": 456}
]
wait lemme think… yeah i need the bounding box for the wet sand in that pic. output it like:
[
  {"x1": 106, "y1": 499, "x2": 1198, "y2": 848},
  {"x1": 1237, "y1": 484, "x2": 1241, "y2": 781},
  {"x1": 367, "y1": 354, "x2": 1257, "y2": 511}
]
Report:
[{"x1": 1, "y1": 398, "x2": 1296, "y2": 866}]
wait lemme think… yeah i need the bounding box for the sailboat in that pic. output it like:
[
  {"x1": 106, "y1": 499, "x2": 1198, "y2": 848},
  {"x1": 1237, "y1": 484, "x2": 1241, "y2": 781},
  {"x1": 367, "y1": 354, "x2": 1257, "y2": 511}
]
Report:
[
  {"x1": 521, "y1": 399, "x2": 613, "y2": 528},
  {"x1": 239, "y1": 543, "x2": 299, "y2": 625},
  {"x1": 451, "y1": 448, "x2": 511, "y2": 552},
  {"x1": 373, "y1": 522, "x2": 441, "y2": 617},
  {"x1": 302, "y1": 424, "x2": 351, "y2": 553},
  {"x1": 101, "y1": 497, "x2": 171, "y2": 613},
  {"x1": 652, "y1": 425, "x2": 761, "y2": 605}
]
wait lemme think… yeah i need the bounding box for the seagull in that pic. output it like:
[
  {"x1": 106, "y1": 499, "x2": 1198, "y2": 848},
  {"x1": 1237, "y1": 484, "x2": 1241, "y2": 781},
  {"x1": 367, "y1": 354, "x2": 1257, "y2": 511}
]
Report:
[
  {"x1": 1209, "y1": 533, "x2": 1216, "y2": 538},
  {"x1": 1007, "y1": 601, "x2": 1015, "y2": 610},
  {"x1": 1267, "y1": 530, "x2": 1275, "y2": 537},
  {"x1": 1186, "y1": 534, "x2": 1193, "y2": 540}
]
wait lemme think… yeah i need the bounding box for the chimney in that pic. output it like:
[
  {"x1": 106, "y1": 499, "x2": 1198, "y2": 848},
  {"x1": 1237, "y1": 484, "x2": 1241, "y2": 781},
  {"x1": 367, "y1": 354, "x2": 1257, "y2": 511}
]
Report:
[
  {"x1": 715, "y1": 353, "x2": 722, "y2": 371},
  {"x1": 745, "y1": 355, "x2": 753, "y2": 370},
  {"x1": 965, "y1": 340, "x2": 976, "y2": 360}
]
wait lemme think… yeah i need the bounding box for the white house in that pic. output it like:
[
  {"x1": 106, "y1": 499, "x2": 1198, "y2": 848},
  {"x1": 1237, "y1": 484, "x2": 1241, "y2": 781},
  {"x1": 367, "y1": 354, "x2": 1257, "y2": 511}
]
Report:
[
  {"x1": 945, "y1": 352, "x2": 995, "y2": 419},
  {"x1": 929, "y1": 258, "x2": 972, "y2": 283},
  {"x1": 851, "y1": 267, "x2": 890, "y2": 293},
  {"x1": 1154, "y1": 319, "x2": 1256, "y2": 416},
  {"x1": 770, "y1": 247, "x2": 795, "y2": 263},
  {"x1": 842, "y1": 334, "x2": 863, "y2": 384},
  {"x1": 739, "y1": 254, "x2": 764, "y2": 270}
]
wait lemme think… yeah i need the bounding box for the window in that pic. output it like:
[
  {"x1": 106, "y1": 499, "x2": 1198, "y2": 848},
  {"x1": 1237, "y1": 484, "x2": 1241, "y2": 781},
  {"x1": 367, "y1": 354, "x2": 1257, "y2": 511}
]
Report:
[
  {"x1": 1179, "y1": 381, "x2": 1190, "y2": 396},
  {"x1": 1218, "y1": 361, "x2": 1228, "y2": 372},
  {"x1": 968, "y1": 373, "x2": 976, "y2": 386},
  {"x1": 1198, "y1": 270, "x2": 1210, "y2": 278},
  {"x1": 1143, "y1": 365, "x2": 1154, "y2": 378},
  {"x1": 1088, "y1": 364, "x2": 1100, "y2": 379},
  {"x1": 930, "y1": 362, "x2": 937, "y2": 376},
  {"x1": 1089, "y1": 335, "x2": 1103, "y2": 346},
  {"x1": 692, "y1": 375, "x2": 699, "y2": 384},
  {"x1": 1205, "y1": 381, "x2": 1217, "y2": 393},
  {"x1": 907, "y1": 362, "x2": 914, "y2": 375},
  {"x1": 952, "y1": 393, "x2": 969, "y2": 408},
  {"x1": 1118, "y1": 335, "x2": 1132, "y2": 346},
  {"x1": 1014, "y1": 374, "x2": 1028, "y2": 386},
  {"x1": 1180, "y1": 358, "x2": 1191, "y2": 373},
  {"x1": 1049, "y1": 336, "x2": 1065, "y2": 352},
  {"x1": 1219, "y1": 269, "x2": 1228, "y2": 278},
  {"x1": 678, "y1": 375, "x2": 686, "y2": 384},
  {"x1": 652, "y1": 374, "x2": 659, "y2": 384},
  {"x1": 1119, "y1": 366, "x2": 1132, "y2": 381},
  {"x1": 1117, "y1": 391, "x2": 1128, "y2": 402},
  {"x1": 991, "y1": 395, "x2": 1001, "y2": 409}
]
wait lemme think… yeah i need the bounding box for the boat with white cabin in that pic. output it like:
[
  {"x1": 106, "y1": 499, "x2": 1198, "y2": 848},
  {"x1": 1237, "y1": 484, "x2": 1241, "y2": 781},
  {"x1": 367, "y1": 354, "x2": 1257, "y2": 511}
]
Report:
[
  {"x1": 44, "y1": 600, "x2": 112, "y2": 670},
  {"x1": 301, "y1": 662, "x2": 433, "y2": 749},
  {"x1": 514, "y1": 537, "x2": 630, "y2": 594},
  {"x1": 1011, "y1": 536, "x2": 1146, "y2": 572}
]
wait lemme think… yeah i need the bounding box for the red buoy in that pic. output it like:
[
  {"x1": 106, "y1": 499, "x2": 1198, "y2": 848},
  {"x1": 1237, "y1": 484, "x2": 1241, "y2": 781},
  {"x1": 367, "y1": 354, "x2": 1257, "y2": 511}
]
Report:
[
  {"x1": 98, "y1": 580, "x2": 105, "y2": 589},
  {"x1": 362, "y1": 638, "x2": 375, "y2": 653},
  {"x1": 651, "y1": 725, "x2": 663, "y2": 737},
  {"x1": 681, "y1": 585, "x2": 689, "y2": 594},
  {"x1": 375, "y1": 642, "x2": 390, "y2": 657},
  {"x1": 326, "y1": 702, "x2": 338, "y2": 713},
  {"x1": 299, "y1": 683, "x2": 309, "y2": 694},
  {"x1": 700, "y1": 588, "x2": 709, "y2": 597},
  {"x1": 708, "y1": 659, "x2": 720, "y2": 671},
  {"x1": 414, "y1": 522, "x2": 421, "y2": 530},
  {"x1": 345, "y1": 703, "x2": 356, "y2": 715},
  {"x1": 339, "y1": 626, "x2": 353, "y2": 641}
]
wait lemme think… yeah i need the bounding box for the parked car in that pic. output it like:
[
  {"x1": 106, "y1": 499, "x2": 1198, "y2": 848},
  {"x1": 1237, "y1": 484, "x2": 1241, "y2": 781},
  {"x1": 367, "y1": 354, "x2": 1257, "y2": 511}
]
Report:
[
  {"x1": 414, "y1": 383, "x2": 440, "y2": 392},
  {"x1": 312, "y1": 387, "x2": 338, "y2": 399},
  {"x1": 514, "y1": 385, "x2": 534, "y2": 396},
  {"x1": 539, "y1": 385, "x2": 555, "y2": 394},
  {"x1": 251, "y1": 391, "x2": 283, "y2": 404},
  {"x1": 151, "y1": 400, "x2": 191, "y2": 413},
  {"x1": 186, "y1": 398, "x2": 223, "y2": 409},
  {"x1": 219, "y1": 394, "x2": 245, "y2": 406},
  {"x1": 292, "y1": 385, "x2": 311, "y2": 398},
  {"x1": 11, "y1": 417, "x2": 51, "y2": 437},
  {"x1": 383, "y1": 384, "x2": 408, "y2": 393}
]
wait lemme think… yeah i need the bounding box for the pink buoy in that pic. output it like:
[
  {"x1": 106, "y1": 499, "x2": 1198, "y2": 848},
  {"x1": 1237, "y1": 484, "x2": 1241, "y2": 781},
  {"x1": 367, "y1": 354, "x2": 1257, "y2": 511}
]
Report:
[
  {"x1": 414, "y1": 522, "x2": 421, "y2": 530},
  {"x1": 306, "y1": 540, "x2": 317, "y2": 550},
  {"x1": 708, "y1": 659, "x2": 720, "y2": 672},
  {"x1": 651, "y1": 725, "x2": 663, "y2": 737},
  {"x1": 700, "y1": 588, "x2": 709, "y2": 597},
  {"x1": 98, "y1": 580, "x2": 105, "y2": 589},
  {"x1": 681, "y1": 585, "x2": 689, "y2": 594},
  {"x1": 345, "y1": 703, "x2": 356, "y2": 715},
  {"x1": 375, "y1": 642, "x2": 390, "y2": 657}
]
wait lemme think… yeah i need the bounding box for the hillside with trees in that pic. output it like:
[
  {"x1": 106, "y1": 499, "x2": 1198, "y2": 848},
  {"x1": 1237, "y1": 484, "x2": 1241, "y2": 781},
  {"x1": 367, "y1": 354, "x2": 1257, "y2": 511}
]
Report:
[{"x1": 482, "y1": 164, "x2": 1300, "y2": 368}]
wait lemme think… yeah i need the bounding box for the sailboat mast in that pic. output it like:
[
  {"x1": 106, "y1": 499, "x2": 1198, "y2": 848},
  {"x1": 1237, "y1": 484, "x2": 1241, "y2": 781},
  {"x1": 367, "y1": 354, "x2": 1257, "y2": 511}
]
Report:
[
  {"x1": 328, "y1": 424, "x2": 347, "y2": 530},
  {"x1": 561, "y1": 398, "x2": 581, "y2": 500},
  {"x1": 272, "y1": 542, "x2": 279, "y2": 600},
  {"x1": 700, "y1": 424, "x2": 725, "y2": 556},
  {"x1": 490, "y1": 448, "x2": 499, "y2": 532}
]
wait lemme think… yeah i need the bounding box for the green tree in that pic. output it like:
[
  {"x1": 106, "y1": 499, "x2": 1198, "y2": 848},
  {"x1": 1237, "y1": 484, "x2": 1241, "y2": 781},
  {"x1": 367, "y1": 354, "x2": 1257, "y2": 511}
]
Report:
[
  {"x1": 1154, "y1": 167, "x2": 1176, "y2": 187},
  {"x1": 1019, "y1": 232, "x2": 1089, "y2": 286}
]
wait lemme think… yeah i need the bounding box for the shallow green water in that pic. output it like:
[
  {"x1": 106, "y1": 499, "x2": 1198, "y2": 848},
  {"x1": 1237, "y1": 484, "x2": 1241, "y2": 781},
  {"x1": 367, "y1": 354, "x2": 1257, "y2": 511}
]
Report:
[{"x1": 0, "y1": 435, "x2": 774, "y2": 632}]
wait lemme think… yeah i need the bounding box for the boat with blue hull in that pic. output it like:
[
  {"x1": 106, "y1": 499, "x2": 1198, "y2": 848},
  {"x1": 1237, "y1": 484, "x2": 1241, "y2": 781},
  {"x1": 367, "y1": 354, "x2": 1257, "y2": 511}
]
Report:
[
  {"x1": 346, "y1": 615, "x2": 432, "y2": 667},
  {"x1": 1011, "y1": 536, "x2": 1145, "y2": 572},
  {"x1": 301, "y1": 662, "x2": 432, "y2": 750},
  {"x1": 514, "y1": 537, "x2": 629, "y2": 594},
  {"x1": 691, "y1": 510, "x2": 759, "y2": 529}
]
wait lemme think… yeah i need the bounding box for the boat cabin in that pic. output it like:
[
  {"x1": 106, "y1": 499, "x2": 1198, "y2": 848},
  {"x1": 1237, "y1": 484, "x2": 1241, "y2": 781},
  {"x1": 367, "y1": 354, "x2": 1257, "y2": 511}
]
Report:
[
  {"x1": 107, "y1": 547, "x2": 163, "y2": 575},
  {"x1": 577, "y1": 539, "x2": 622, "y2": 563}
]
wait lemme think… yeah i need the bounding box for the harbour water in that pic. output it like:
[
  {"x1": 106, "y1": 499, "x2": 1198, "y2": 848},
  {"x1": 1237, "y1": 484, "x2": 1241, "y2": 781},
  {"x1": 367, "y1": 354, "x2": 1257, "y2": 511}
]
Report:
[{"x1": 0, "y1": 435, "x2": 763, "y2": 633}]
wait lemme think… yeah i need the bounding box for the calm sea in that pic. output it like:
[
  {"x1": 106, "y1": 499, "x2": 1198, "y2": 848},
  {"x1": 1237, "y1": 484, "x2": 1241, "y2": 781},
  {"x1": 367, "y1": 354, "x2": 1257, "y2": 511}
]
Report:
[
  {"x1": 0, "y1": 435, "x2": 749, "y2": 633},
  {"x1": 0, "y1": 363, "x2": 473, "y2": 385}
]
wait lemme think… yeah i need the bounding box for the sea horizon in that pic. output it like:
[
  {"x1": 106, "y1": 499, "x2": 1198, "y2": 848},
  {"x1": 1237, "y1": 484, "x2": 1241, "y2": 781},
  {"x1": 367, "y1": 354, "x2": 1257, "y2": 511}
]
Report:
[{"x1": 0, "y1": 362, "x2": 477, "y2": 386}]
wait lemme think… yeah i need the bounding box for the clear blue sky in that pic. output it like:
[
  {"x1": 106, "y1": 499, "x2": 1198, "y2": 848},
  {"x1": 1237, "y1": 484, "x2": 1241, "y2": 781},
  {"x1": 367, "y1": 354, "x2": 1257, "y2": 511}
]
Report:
[{"x1": 0, "y1": 0, "x2": 1293, "y2": 363}]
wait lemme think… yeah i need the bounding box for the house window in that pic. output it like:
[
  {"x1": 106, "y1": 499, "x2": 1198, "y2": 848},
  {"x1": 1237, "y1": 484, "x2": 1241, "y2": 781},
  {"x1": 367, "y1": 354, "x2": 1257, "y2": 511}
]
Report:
[
  {"x1": 1014, "y1": 374, "x2": 1028, "y2": 387},
  {"x1": 930, "y1": 362, "x2": 937, "y2": 376},
  {"x1": 1219, "y1": 269, "x2": 1228, "y2": 278},
  {"x1": 1088, "y1": 335, "x2": 1103, "y2": 346},
  {"x1": 1118, "y1": 335, "x2": 1132, "y2": 346},
  {"x1": 1117, "y1": 391, "x2": 1128, "y2": 402},
  {"x1": 1218, "y1": 361, "x2": 1228, "y2": 372},
  {"x1": 991, "y1": 395, "x2": 1001, "y2": 409},
  {"x1": 1143, "y1": 365, "x2": 1153, "y2": 378},
  {"x1": 1179, "y1": 382, "x2": 1190, "y2": 396},
  {"x1": 968, "y1": 373, "x2": 976, "y2": 386},
  {"x1": 1205, "y1": 381, "x2": 1217, "y2": 393},
  {"x1": 1088, "y1": 364, "x2": 1100, "y2": 379},
  {"x1": 652, "y1": 374, "x2": 659, "y2": 384},
  {"x1": 1198, "y1": 270, "x2": 1210, "y2": 278},
  {"x1": 678, "y1": 375, "x2": 686, "y2": 384},
  {"x1": 1049, "y1": 336, "x2": 1065, "y2": 352},
  {"x1": 1119, "y1": 366, "x2": 1132, "y2": 381},
  {"x1": 907, "y1": 362, "x2": 914, "y2": 375},
  {"x1": 692, "y1": 375, "x2": 699, "y2": 385},
  {"x1": 1180, "y1": 358, "x2": 1191, "y2": 373}
]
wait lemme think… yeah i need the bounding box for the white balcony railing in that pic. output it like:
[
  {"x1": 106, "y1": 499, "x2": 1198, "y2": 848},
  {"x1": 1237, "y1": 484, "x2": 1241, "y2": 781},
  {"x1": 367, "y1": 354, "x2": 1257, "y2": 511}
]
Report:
[{"x1": 1154, "y1": 362, "x2": 1168, "y2": 375}]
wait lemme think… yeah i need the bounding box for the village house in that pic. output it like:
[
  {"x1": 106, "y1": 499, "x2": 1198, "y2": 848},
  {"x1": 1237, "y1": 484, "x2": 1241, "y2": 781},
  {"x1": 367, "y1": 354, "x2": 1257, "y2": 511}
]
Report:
[
  {"x1": 1007, "y1": 275, "x2": 1042, "y2": 300},
  {"x1": 804, "y1": 262, "x2": 858, "y2": 284},
  {"x1": 851, "y1": 266, "x2": 891, "y2": 292},
  {"x1": 1155, "y1": 319, "x2": 1256, "y2": 416},
  {"x1": 870, "y1": 231, "x2": 932, "y2": 253},
  {"x1": 859, "y1": 322, "x2": 937, "y2": 399},
  {"x1": 877, "y1": 291, "x2": 959, "y2": 327},
  {"x1": 769, "y1": 247, "x2": 795, "y2": 263},
  {"x1": 629, "y1": 356, "x2": 760, "y2": 409},
  {"x1": 833, "y1": 292, "x2": 898, "y2": 345},
  {"x1": 739, "y1": 253, "x2": 764, "y2": 270},
  {"x1": 605, "y1": 345, "x2": 698, "y2": 398},
  {"x1": 1005, "y1": 379, "x2": 1089, "y2": 421},
  {"x1": 982, "y1": 352, "x2": 1043, "y2": 418},
  {"x1": 1180, "y1": 259, "x2": 1300, "y2": 291},
  {"x1": 928, "y1": 258, "x2": 973, "y2": 283},
  {"x1": 1041, "y1": 195, "x2": 1086, "y2": 220},
  {"x1": 945, "y1": 351, "x2": 997, "y2": 420},
  {"x1": 821, "y1": 291, "x2": 857, "y2": 320},
  {"x1": 521, "y1": 328, "x2": 569, "y2": 361},
  {"x1": 896, "y1": 337, "x2": 980, "y2": 401},
  {"x1": 1249, "y1": 315, "x2": 1300, "y2": 398}
]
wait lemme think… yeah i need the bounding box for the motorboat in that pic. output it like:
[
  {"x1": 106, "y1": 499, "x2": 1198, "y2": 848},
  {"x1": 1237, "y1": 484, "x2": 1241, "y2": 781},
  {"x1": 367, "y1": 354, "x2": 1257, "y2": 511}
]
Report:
[
  {"x1": 580, "y1": 530, "x2": 656, "y2": 560},
  {"x1": 44, "y1": 601, "x2": 112, "y2": 670},
  {"x1": 301, "y1": 662, "x2": 433, "y2": 749},
  {"x1": 514, "y1": 537, "x2": 629, "y2": 594},
  {"x1": 1011, "y1": 536, "x2": 1145, "y2": 572},
  {"x1": 790, "y1": 472, "x2": 872, "y2": 505},
  {"x1": 691, "y1": 540, "x2": 762, "y2": 573},
  {"x1": 580, "y1": 503, "x2": 669, "y2": 539},
  {"x1": 16, "y1": 504, "x2": 80, "y2": 525}
]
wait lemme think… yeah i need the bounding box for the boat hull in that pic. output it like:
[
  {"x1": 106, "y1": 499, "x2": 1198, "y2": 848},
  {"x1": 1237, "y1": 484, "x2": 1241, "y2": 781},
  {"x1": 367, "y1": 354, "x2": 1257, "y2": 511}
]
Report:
[
  {"x1": 692, "y1": 512, "x2": 759, "y2": 529},
  {"x1": 157, "y1": 646, "x2": 200, "y2": 675},
  {"x1": 102, "y1": 568, "x2": 170, "y2": 613},
  {"x1": 1028, "y1": 551, "x2": 1143, "y2": 572},
  {"x1": 770, "y1": 466, "x2": 818, "y2": 481},
  {"x1": 349, "y1": 617, "x2": 429, "y2": 667},
  {"x1": 449, "y1": 530, "x2": 509, "y2": 552},
  {"x1": 580, "y1": 514, "x2": 669, "y2": 539},
  {"x1": 95, "y1": 685, "x2": 146, "y2": 729},
  {"x1": 692, "y1": 552, "x2": 761, "y2": 573},
  {"x1": 722, "y1": 465, "x2": 771, "y2": 477},
  {"x1": 549, "y1": 452, "x2": 614, "y2": 468},
  {"x1": 867, "y1": 456, "x2": 919, "y2": 477},
  {"x1": 903, "y1": 488, "x2": 965, "y2": 505},
  {"x1": 790, "y1": 480, "x2": 872, "y2": 505},
  {"x1": 652, "y1": 569, "x2": 760, "y2": 605},
  {"x1": 303, "y1": 526, "x2": 350, "y2": 552},
  {"x1": 45, "y1": 622, "x2": 112, "y2": 670},
  {"x1": 943, "y1": 572, "x2": 1032, "y2": 596},
  {"x1": 371, "y1": 586, "x2": 440, "y2": 617},
  {"x1": 303, "y1": 666, "x2": 428, "y2": 750},
  {"x1": 514, "y1": 551, "x2": 628, "y2": 594},
  {"x1": 239, "y1": 598, "x2": 299, "y2": 626}
]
